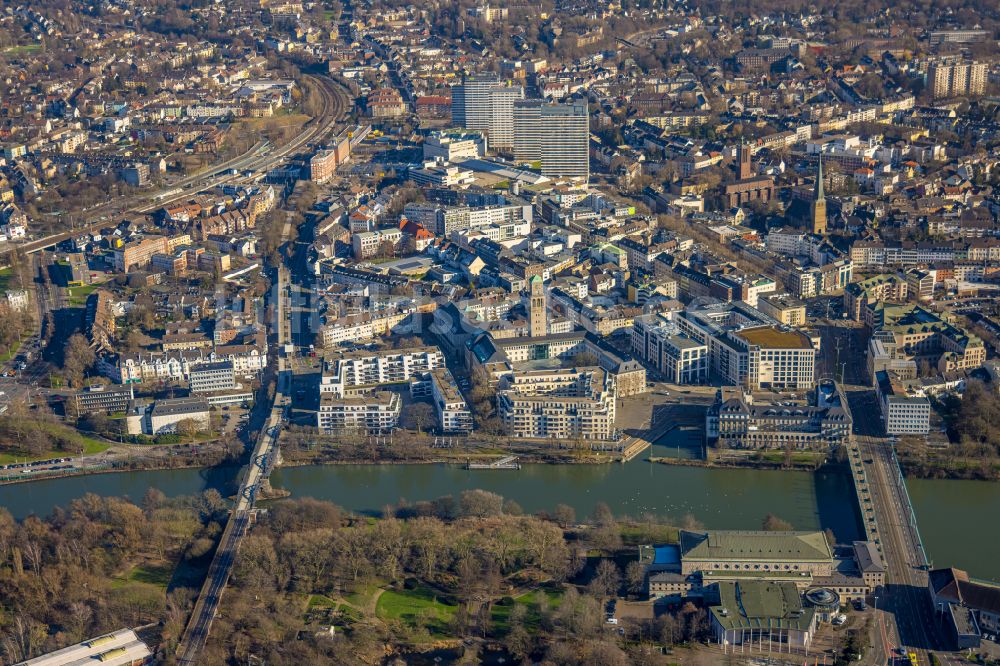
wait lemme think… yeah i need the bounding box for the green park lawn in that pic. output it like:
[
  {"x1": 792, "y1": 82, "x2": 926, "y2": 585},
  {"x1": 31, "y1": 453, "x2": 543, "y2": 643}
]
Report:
[
  {"x1": 127, "y1": 563, "x2": 174, "y2": 588},
  {"x1": 0, "y1": 424, "x2": 110, "y2": 465},
  {"x1": 343, "y1": 581, "x2": 379, "y2": 609},
  {"x1": 0, "y1": 338, "x2": 22, "y2": 363},
  {"x1": 110, "y1": 562, "x2": 173, "y2": 593},
  {"x1": 3, "y1": 44, "x2": 41, "y2": 55},
  {"x1": 490, "y1": 587, "x2": 564, "y2": 635},
  {"x1": 66, "y1": 282, "x2": 101, "y2": 307},
  {"x1": 375, "y1": 584, "x2": 457, "y2": 635},
  {"x1": 759, "y1": 450, "x2": 827, "y2": 466},
  {"x1": 308, "y1": 594, "x2": 339, "y2": 609}
]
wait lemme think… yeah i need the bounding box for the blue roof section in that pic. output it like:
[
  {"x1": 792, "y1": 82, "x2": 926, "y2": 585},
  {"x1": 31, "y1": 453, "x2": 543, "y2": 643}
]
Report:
[{"x1": 654, "y1": 545, "x2": 681, "y2": 565}]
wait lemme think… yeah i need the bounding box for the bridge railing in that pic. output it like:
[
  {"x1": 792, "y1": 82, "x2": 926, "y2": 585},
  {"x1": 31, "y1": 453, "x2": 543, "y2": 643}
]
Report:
[{"x1": 889, "y1": 443, "x2": 930, "y2": 568}]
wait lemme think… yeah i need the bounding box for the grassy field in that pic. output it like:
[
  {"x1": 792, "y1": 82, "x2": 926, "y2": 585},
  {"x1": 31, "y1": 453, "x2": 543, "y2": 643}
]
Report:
[
  {"x1": 0, "y1": 338, "x2": 22, "y2": 363},
  {"x1": 128, "y1": 563, "x2": 174, "y2": 587},
  {"x1": 3, "y1": 44, "x2": 41, "y2": 55},
  {"x1": 66, "y1": 282, "x2": 101, "y2": 307},
  {"x1": 620, "y1": 523, "x2": 679, "y2": 547},
  {"x1": 308, "y1": 594, "x2": 339, "y2": 609},
  {"x1": 0, "y1": 267, "x2": 12, "y2": 291},
  {"x1": 237, "y1": 114, "x2": 310, "y2": 132},
  {"x1": 490, "y1": 587, "x2": 564, "y2": 634},
  {"x1": 0, "y1": 423, "x2": 110, "y2": 464},
  {"x1": 344, "y1": 581, "x2": 379, "y2": 609},
  {"x1": 375, "y1": 584, "x2": 457, "y2": 636},
  {"x1": 759, "y1": 450, "x2": 827, "y2": 466},
  {"x1": 111, "y1": 561, "x2": 173, "y2": 591}
]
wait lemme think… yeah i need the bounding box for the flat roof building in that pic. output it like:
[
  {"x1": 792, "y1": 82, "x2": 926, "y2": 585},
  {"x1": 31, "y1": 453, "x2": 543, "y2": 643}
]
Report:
[
  {"x1": 513, "y1": 100, "x2": 589, "y2": 179},
  {"x1": 17, "y1": 629, "x2": 152, "y2": 666},
  {"x1": 875, "y1": 369, "x2": 931, "y2": 435},
  {"x1": 710, "y1": 581, "x2": 817, "y2": 651},
  {"x1": 757, "y1": 293, "x2": 807, "y2": 327},
  {"x1": 410, "y1": 367, "x2": 473, "y2": 434},
  {"x1": 930, "y1": 567, "x2": 1000, "y2": 649},
  {"x1": 72, "y1": 384, "x2": 135, "y2": 415},
  {"x1": 717, "y1": 326, "x2": 815, "y2": 390},
  {"x1": 189, "y1": 360, "x2": 236, "y2": 394}
]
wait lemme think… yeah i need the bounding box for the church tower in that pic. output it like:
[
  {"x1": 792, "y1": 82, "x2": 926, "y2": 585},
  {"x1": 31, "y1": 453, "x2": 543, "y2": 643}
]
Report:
[
  {"x1": 737, "y1": 141, "x2": 752, "y2": 180},
  {"x1": 529, "y1": 275, "x2": 546, "y2": 338},
  {"x1": 812, "y1": 157, "x2": 827, "y2": 235}
]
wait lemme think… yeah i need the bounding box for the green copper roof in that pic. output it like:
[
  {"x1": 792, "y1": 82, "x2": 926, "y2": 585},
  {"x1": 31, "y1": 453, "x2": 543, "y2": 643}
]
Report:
[
  {"x1": 680, "y1": 530, "x2": 833, "y2": 562},
  {"x1": 815, "y1": 157, "x2": 825, "y2": 201}
]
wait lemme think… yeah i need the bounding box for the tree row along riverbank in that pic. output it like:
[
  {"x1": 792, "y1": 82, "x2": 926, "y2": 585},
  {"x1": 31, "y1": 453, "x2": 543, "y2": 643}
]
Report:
[{"x1": 6, "y1": 415, "x2": 1000, "y2": 487}]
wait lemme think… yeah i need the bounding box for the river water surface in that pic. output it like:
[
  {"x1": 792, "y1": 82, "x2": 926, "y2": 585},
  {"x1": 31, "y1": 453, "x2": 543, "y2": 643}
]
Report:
[{"x1": 0, "y1": 461, "x2": 996, "y2": 581}]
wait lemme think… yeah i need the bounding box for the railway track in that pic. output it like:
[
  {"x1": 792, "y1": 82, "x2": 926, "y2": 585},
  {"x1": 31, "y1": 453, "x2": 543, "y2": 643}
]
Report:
[{"x1": 15, "y1": 73, "x2": 352, "y2": 256}]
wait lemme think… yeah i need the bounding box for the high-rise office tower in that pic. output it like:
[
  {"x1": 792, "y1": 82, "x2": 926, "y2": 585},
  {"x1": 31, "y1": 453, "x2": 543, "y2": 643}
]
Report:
[
  {"x1": 451, "y1": 74, "x2": 523, "y2": 149},
  {"x1": 451, "y1": 73, "x2": 498, "y2": 128},
  {"x1": 486, "y1": 86, "x2": 522, "y2": 149},
  {"x1": 514, "y1": 100, "x2": 589, "y2": 179}
]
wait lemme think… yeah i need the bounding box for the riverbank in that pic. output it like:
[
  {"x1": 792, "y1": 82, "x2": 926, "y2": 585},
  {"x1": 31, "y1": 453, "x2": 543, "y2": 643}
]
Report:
[
  {"x1": 897, "y1": 456, "x2": 1000, "y2": 481},
  {"x1": 0, "y1": 441, "x2": 624, "y2": 487},
  {"x1": 0, "y1": 440, "x2": 239, "y2": 486},
  {"x1": 649, "y1": 454, "x2": 827, "y2": 472},
  {"x1": 277, "y1": 444, "x2": 622, "y2": 467}
]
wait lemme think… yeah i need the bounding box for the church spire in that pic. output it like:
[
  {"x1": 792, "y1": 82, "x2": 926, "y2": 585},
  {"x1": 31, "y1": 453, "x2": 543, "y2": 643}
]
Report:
[{"x1": 815, "y1": 156, "x2": 825, "y2": 201}]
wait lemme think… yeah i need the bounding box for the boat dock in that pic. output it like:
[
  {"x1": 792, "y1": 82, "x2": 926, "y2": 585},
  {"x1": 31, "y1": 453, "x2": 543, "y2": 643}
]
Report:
[{"x1": 466, "y1": 455, "x2": 521, "y2": 470}]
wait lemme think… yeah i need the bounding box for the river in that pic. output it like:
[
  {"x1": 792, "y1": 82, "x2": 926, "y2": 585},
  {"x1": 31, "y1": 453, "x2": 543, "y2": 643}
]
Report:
[
  {"x1": 907, "y1": 478, "x2": 1000, "y2": 583},
  {"x1": 0, "y1": 462, "x2": 996, "y2": 581}
]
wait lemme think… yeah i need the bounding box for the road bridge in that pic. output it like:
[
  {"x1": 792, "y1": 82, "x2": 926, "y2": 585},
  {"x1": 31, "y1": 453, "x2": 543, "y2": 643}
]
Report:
[
  {"x1": 176, "y1": 363, "x2": 289, "y2": 664},
  {"x1": 846, "y1": 386, "x2": 942, "y2": 665},
  {"x1": 173, "y1": 76, "x2": 344, "y2": 662}
]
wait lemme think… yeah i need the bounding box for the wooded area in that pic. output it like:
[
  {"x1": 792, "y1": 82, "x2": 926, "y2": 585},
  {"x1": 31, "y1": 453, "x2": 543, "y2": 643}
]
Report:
[{"x1": 0, "y1": 489, "x2": 716, "y2": 665}]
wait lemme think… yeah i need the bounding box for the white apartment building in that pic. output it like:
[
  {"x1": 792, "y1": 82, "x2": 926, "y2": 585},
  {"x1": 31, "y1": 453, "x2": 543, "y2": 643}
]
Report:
[
  {"x1": 411, "y1": 367, "x2": 474, "y2": 433},
  {"x1": 126, "y1": 396, "x2": 211, "y2": 435},
  {"x1": 352, "y1": 228, "x2": 402, "y2": 259},
  {"x1": 451, "y1": 74, "x2": 524, "y2": 149},
  {"x1": 451, "y1": 219, "x2": 531, "y2": 245},
  {"x1": 320, "y1": 347, "x2": 446, "y2": 396},
  {"x1": 423, "y1": 130, "x2": 488, "y2": 161},
  {"x1": 317, "y1": 391, "x2": 401, "y2": 434},
  {"x1": 404, "y1": 199, "x2": 533, "y2": 237},
  {"x1": 673, "y1": 301, "x2": 814, "y2": 389},
  {"x1": 487, "y1": 86, "x2": 523, "y2": 148},
  {"x1": 99, "y1": 346, "x2": 267, "y2": 384},
  {"x1": 757, "y1": 294, "x2": 807, "y2": 326},
  {"x1": 497, "y1": 368, "x2": 616, "y2": 441},
  {"x1": 319, "y1": 310, "x2": 415, "y2": 347}
]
